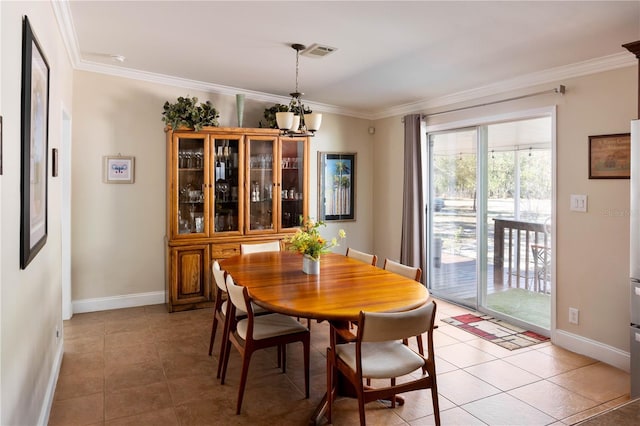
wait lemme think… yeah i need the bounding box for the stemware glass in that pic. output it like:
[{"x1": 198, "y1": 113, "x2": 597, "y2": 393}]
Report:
[{"x1": 218, "y1": 181, "x2": 229, "y2": 202}]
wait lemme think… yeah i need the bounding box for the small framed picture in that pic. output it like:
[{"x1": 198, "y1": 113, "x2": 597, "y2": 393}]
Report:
[
  {"x1": 588, "y1": 133, "x2": 631, "y2": 179},
  {"x1": 103, "y1": 155, "x2": 135, "y2": 184}
]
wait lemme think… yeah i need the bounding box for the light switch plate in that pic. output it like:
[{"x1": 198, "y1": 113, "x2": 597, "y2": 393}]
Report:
[{"x1": 570, "y1": 194, "x2": 587, "y2": 212}]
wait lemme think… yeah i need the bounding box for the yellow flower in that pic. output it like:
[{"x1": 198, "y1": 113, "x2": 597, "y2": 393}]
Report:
[{"x1": 286, "y1": 217, "x2": 347, "y2": 260}]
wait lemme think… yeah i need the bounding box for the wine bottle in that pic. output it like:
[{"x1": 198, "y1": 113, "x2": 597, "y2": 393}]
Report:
[{"x1": 215, "y1": 156, "x2": 222, "y2": 181}]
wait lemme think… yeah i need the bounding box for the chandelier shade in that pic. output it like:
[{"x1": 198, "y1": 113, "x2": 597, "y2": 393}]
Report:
[
  {"x1": 276, "y1": 111, "x2": 294, "y2": 130},
  {"x1": 278, "y1": 43, "x2": 322, "y2": 137}
]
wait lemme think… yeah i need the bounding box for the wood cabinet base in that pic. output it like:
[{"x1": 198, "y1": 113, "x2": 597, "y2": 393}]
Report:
[{"x1": 165, "y1": 235, "x2": 290, "y2": 312}]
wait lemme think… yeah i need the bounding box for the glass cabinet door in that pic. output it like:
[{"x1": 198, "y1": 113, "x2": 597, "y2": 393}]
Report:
[
  {"x1": 280, "y1": 138, "x2": 307, "y2": 229},
  {"x1": 212, "y1": 137, "x2": 242, "y2": 234},
  {"x1": 246, "y1": 137, "x2": 277, "y2": 232},
  {"x1": 175, "y1": 134, "x2": 208, "y2": 237}
]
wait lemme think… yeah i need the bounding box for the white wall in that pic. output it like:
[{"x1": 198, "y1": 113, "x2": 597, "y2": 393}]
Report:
[
  {"x1": 1, "y1": 2, "x2": 73, "y2": 424},
  {"x1": 372, "y1": 67, "x2": 636, "y2": 362},
  {"x1": 71, "y1": 71, "x2": 374, "y2": 302},
  {"x1": 371, "y1": 116, "x2": 405, "y2": 264}
]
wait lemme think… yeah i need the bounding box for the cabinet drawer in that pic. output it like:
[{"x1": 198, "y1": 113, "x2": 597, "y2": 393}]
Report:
[{"x1": 212, "y1": 243, "x2": 241, "y2": 259}]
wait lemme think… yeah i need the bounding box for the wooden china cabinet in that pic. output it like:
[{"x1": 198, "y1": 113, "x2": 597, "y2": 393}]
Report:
[{"x1": 165, "y1": 127, "x2": 309, "y2": 312}]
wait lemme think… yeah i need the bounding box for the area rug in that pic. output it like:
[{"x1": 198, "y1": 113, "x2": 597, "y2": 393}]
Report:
[
  {"x1": 486, "y1": 288, "x2": 550, "y2": 330},
  {"x1": 442, "y1": 313, "x2": 549, "y2": 350}
]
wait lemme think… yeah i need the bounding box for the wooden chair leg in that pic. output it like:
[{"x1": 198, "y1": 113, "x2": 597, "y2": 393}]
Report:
[
  {"x1": 390, "y1": 377, "x2": 396, "y2": 408},
  {"x1": 217, "y1": 315, "x2": 231, "y2": 379},
  {"x1": 432, "y1": 387, "x2": 441, "y2": 426},
  {"x1": 357, "y1": 382, "x2": 366, "y2": 426},
  {"x1": 219, "y1": 329, "x2": 233, "y2": 385},
  {"x1": 281, "y1": 344, "x2": 287, "y2": 373},
  {"x1": 236, "y1": 349, "x2": 253, "y2": 414},
  {"x1": 326, "y1": 348, "x2": 334, "y2": 423},
  {"x1": 208, "y1": 314, "x2": 219, "y2": 356},
  {"x1": 304, "y1": 336, "x2": 310, "y2": 398},
  {"x1": 416, "y1": 335, "x2": 426, "y2": 373}
]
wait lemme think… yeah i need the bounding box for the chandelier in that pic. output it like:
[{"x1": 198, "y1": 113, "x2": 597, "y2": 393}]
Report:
[{"x1": 276, "y1": 43, "x2": 322, "y2": 137}]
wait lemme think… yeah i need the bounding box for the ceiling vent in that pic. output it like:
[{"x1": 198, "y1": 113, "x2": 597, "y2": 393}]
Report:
[{"x1": 301, "y1": 44, "x2": 337, "y2": 58}]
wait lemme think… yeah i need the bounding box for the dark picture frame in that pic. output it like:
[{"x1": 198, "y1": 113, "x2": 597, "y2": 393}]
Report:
[
  {"x1": 318, "y1": 152, "x2": 356, "y2": 221},
  {"x1": 20, "y1": 16, "x2": 50, "y2": 269},
  {"x1": 588, "y1": 133, "x2": 630, "y2": 179}
]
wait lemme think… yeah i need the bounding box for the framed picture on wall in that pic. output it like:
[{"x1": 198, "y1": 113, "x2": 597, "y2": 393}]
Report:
[
  {"x1": 318, "y1": 152, "x2": 356, "y2": 221},
  {"x1": 20, "y1": 16, "x2": 50, "y2": 269},
  {"x1": 588, "y1": 133, "x2": 631, "y2": 179},
  {"x1": 103, "y1": 155, "x2": 135, "y2": 183}
]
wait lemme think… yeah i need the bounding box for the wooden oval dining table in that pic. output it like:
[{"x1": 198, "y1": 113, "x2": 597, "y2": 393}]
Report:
[
  {"x1": 219, "y1": 251, "x2": 430, "y2": 322},
  {"x1": 220, "y1": 250, "x2": 431, "y2": 425}
]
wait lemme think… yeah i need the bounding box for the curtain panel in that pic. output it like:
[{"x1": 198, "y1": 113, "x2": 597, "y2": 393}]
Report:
[{"x1": 400, "y1": 114, "x2": 425, "y2": 282}]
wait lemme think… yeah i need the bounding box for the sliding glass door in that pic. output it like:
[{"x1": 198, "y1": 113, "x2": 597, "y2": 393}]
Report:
[
  {"x1": 428, "y1": 128, "x2": 479, "y2": 307},
  {"x1": 484, "y1": 118, "x2": 552, "y2": 332},
  {"x1": 426, "y1": 115, "x2": 552, "y2": 333}
]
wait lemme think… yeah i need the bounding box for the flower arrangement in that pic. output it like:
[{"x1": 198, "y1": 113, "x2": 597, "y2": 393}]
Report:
[{"x1": 287, "y1": 217, "x2": 346, "y2": 261}]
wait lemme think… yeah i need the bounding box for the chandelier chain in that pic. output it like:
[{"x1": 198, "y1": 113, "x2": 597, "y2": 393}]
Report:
[{"x1": 295, "y1": 48, "x2": 300, "y2": 94}]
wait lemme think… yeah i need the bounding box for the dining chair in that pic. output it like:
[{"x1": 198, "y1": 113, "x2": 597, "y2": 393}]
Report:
[
  {"x1": 326, "y1": 301, "x2": 440, "y2": 426},
  {"x1": 383, "y1": 258, "x2": 422, "y2": 282},
  {"x1": 239, "y1": 239, "x2": 310, "y2": 328},
  {"x1": 346, "y1": 247, "x2": 378, "y2": 266},
  {"x1": 383, "y1": 258, "x2": 425, "y2": 360},
  {"x1": 207, "y1": 261, "x2": 268, "y2": 377},
  {"x1": 240, "y1": 240, "x2": 281, "y2": 254},
  {"x1": 220, "y1": 274, "x2": 310, "y2": 414},
  {"x1": 345, "y1": 248, "x2": 378, "y2": 330}
]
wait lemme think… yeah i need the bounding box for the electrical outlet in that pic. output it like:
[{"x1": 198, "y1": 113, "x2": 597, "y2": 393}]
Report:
[{"x1": 569, "y1": 307, "x2": 579, "y2": 324}]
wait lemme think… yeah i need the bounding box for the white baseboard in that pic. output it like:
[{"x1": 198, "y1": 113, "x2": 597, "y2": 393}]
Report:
[
  {"x1": 72, "y1": 291, "x2": 165, "y2": 314},
  {"x1": 553, "y1": 329, "x2": 630, "y2": 372},
  {"x1": 38, "y1": 340, "x2": 64, "y2": 426}
]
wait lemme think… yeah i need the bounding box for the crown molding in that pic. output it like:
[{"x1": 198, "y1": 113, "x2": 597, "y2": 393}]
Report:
[
  {"x1": 73, "y1": 59, "x2": 368, "y2": 119},
  {"x1": 69, "y1": 52, "x2": 637, "y2": 122},
  {"x1": 51, "y1": 0, "x2": 82, "y2": 67},
  {"x1": 375, "y1": 53, "x2": 636, "y2": 120},
  {"x1": 53, "y1": 0, "x2": 635, "y2": 122}
]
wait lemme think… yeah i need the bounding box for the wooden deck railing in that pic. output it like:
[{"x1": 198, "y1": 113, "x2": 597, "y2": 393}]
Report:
[{"x1": 493, "y1": 218, "x2": 549, "y2": 289}]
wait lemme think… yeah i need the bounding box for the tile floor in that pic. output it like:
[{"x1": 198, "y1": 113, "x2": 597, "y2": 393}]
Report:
[{"x1": 49, "y1": 299, "x2": 631, "y2": 425}]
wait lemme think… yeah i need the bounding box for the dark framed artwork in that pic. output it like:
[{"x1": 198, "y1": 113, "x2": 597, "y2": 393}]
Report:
[
  {"x1": 20, "y1": 16, "x2": 50, "y2": 269},
  {"x1": 318, "y1": 152, "x2": 356, "y2": 221},
  {"x1": 588, "y1": 133, "x2": 630, "y2": 179}
]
